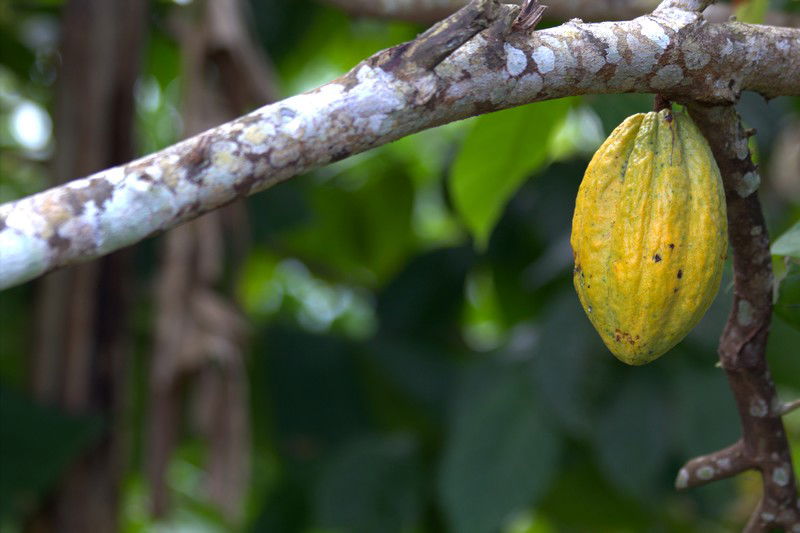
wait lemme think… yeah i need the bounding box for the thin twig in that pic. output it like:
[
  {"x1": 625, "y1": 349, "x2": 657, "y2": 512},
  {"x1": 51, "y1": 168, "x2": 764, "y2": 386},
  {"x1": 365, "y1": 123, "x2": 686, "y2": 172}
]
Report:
[
  {"x1": 781, "y1": 398, "x2": 800, "y2": 416},
  {"x1": 675, "y1": 441, "x2": 751, "y2": 489}
]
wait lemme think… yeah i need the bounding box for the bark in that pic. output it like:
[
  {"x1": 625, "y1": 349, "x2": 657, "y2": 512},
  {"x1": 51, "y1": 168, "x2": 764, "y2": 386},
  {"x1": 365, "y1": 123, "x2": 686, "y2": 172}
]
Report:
[
  {"x1": 1, "y1": 0, "x2": 798, "y2": 290},
  {"x1": 321, "y1": 0, "x2": 800, "y2": 26},
  {"x1": 672, "y1": 104, "x2": 800, "y2": 532},
  {"x1": 24, "y1": 1, "x2": 146, "y2": 533}
]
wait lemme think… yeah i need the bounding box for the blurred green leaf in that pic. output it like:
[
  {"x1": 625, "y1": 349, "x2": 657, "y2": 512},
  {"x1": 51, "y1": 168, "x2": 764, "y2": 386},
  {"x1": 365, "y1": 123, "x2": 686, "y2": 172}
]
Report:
[
  {"x1": 144, "y1": 32, "x2": 180, "y2": 90},
  {"x1": 439, "y1": 360, "x2": 561, "y2": 533},
  {"x1": 314, "y1": 435, "x2": 421, "y2": 533},
  {"x1": 774, "y1": 261, "x2": 800, "y2": 330},
  {"x1": 529, "y1": 292, "x2": 607, "y2": 437},
  {"x1": 366, "y1": 338, "x2": 456, "y2": 419},
  {"x1": 277, "y1": 8, "x2": 420, "y2": 95},
  {"x1": 485, "y1": 161, "x2": 586, "y2": 325},
  {"x1": 260, "y1": 328, "x2": 370, "y2": 461},
  {"x1": 538, "y1": 452, "x2": 652, "y2": 531},
  {"x1": 0, "y1": 385, "x2": 103, "y2": 519},
  {"x1": 772, "y1": 220, "x2": 800, "y2": 259},
  {"x1": 667, "y1": 362, "x2": 739, "y2": 458},
  {"x1": 249, "y1": 477, "x2": 309, "y2": 533},
  {"x1": 376, "y1": 246, "x2": 473, "y2": 341},
  {"x1": 285, "y1": 170, "x2": 416, "y2": 286},
  {"x1": 735, "y1": 0, "x2": 769, "y2": 23},
  {"x1": 769, "y1": 297, "x2": 800, "y2": 389},
  {"x1": 594, "y1": 373, "x2": 670, "y2": 499},
  {"x1": 450, "y1": 99, "x2": 573, "y2": 249}
]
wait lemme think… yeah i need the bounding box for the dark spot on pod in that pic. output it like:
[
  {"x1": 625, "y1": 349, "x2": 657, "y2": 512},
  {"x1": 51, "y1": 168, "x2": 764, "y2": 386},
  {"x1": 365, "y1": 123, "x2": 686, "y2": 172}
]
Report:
[
  {"x1": 664, "y1": 113, "x2": 673, "y2": 123},
  {"x1": 653, "y1": 254, "x2": 662, "y2": 263},
  {"x1": 614, "y1": 329, "x2": 636, "y2": 345},
  {"x1": 673, "y1": 288, "x2": 679, "y2": 293},
  {"x1": 669, "y1": 243, "x2": 674, "y2": 249},
  {"x1": 677, "y1": 269, "x2": 682, "y2": 279}
]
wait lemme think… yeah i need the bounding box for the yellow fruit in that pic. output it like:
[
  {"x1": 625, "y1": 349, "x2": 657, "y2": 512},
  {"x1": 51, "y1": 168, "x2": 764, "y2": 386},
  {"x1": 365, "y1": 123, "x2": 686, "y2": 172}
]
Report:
[{"x1": 570, "y1": 109, "x2": 727, "y2": 365}]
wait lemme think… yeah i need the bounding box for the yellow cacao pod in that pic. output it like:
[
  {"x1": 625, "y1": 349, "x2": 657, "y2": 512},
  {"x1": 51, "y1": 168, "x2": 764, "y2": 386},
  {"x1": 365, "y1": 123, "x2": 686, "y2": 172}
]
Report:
[{"x1": 571, "y1": 109, "x2": 727, "y2": 365}]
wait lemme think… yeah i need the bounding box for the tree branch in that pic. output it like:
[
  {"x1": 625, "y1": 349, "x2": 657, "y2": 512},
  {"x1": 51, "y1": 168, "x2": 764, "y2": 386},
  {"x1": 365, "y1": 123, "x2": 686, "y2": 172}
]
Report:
[
  {"x1": 320, "y1": 0, "x2": 800, "y2": 26},
  {"x1": 1, "y1": 0, "x2": 799, "y2": 289},
  {"x1": 675, "y1": 441, "x2": 751, "y2": 489},
  {"x1": 674, "y1": 103, "x2": 800, "y2": 532},
  {"x1": 780, "y1": 398, "x2": 800, "y2": 416}
]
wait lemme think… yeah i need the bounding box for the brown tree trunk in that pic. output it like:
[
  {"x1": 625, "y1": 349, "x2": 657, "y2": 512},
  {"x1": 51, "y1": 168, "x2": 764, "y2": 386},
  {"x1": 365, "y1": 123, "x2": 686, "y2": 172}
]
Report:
[
  {"x1": 146, "y1": 0, "x2": 278, "y2": 523},
  {"x1": 26, "y1": 1, "x2": 147, "y2": 532}
]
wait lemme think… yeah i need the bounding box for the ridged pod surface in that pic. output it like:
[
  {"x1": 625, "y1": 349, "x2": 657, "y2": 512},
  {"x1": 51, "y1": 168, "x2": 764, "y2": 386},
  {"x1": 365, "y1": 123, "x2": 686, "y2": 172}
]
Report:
[{"x1": 571, "y1": 110, "x2": 728, "y2": 365}]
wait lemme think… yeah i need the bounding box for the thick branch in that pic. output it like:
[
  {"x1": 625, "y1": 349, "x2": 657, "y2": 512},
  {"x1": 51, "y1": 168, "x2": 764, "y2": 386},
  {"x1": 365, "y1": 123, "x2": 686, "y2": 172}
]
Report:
[
  {"x1": 1, "y1": 1, "x2": 799, "y2": 289},
  {"x1": 676, "y1": 104, "x2": 800, "y2": 532}
]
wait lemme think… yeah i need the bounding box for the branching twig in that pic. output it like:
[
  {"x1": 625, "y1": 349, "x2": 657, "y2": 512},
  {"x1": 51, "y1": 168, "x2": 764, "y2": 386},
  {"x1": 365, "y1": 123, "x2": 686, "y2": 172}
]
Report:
[
  {"x1": 676, "y1": 103, "x2": 800, "y2": 532},
  {"x1": 0, "y1": 0, "x2": 798, "y2": 291},
  {"x1": 675, "y1": 441, "x2": 752, "y2": 489}
]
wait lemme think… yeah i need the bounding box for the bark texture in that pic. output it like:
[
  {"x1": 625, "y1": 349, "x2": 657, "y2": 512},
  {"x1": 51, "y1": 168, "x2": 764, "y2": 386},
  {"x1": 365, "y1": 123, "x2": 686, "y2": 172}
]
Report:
[
  {"x1": 321, "y1": 0, "x2": 800, "y2": 25},
  {"x1": 24, "y1": 1, "x2": 146, "y2": 532},
  {"x1": 672, "y1": 104, "x2": 800, "y2": 532},
  {"x1": 1, "y1": 0, "x2": 798, "y2": 289}
]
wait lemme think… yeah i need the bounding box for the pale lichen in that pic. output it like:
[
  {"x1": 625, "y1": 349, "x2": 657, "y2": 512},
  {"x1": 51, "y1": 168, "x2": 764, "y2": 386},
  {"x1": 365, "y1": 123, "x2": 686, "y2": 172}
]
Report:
[
  {"x1": 532, "y1": 46, "x2": 555, "y2": 74},
  {"x1": 504, "y1": 43, "x2": 527, "y2": 76}
]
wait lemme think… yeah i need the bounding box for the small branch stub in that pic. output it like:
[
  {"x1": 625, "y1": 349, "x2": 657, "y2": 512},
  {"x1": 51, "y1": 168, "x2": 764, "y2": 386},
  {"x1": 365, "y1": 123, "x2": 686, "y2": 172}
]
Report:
[
  {"x1": 0, "y1": 0, "x2": 799, "y2": 290},
  {"x1": 513, "y1": 0, "x2": 547, "y2": 30},
  {"x1": 780, "y1": 398, "x2": 800, "y2": 416}
]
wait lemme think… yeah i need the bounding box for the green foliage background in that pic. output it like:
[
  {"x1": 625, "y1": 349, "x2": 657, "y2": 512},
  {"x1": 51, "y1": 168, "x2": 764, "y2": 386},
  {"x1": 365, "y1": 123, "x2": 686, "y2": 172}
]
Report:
[{"x1": 0, "y1": 1, "x2": 799, "y2": 532}]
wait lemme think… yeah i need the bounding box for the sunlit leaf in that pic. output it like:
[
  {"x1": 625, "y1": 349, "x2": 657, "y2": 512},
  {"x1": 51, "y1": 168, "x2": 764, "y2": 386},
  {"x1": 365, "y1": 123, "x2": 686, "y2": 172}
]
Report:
[
  {"x1": 449, "y1": 98, "x2": 573, "y2": 249},
  {"x1": 284, "y1": 170, "x2": 416, "y2": 286},
  {"x1": 771, "y1": 220, "x2": 800, "y2": 259},
  {"x1": 735, "y1": 0, "x2": 769, "y2": 23}
]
